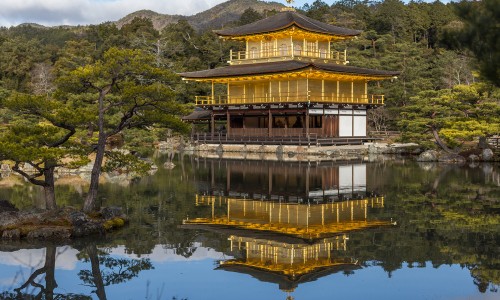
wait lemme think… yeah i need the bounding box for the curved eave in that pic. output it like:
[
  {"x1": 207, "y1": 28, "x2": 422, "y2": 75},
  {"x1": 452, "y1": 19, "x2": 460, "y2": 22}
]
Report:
[
  {"x1": 179, "y1": 61, "x2": 400, "y2": 82},
  {"x1": 214, "y1": 11, "x2": 361, "y2": 40},
  {"x1": 216, "y1": 24, "x2": 359, "y2": 41},
  {"x1": 216, "y1": 263, "x2": 361, "y2": 291}
]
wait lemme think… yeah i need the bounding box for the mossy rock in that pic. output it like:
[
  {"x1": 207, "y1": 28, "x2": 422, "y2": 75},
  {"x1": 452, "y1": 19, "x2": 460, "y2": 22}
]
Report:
[{"x1": 103, "y1": 217, "x2": 126, "y2": 230}]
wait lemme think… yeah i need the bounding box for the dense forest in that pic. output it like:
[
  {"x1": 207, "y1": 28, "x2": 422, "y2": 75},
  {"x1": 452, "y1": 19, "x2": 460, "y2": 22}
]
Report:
[{"x1": 0, "y1": 0, "x2": 498, "y2": 155}]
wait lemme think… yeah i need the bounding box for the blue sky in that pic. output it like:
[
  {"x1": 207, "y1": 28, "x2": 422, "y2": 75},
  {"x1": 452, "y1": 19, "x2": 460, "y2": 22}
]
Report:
[
  {"x1": 0, "y1": 0, "x2": 450, "y2": 27},
  {"x1": 1, "y1": 244, "x2": 497, "y2": 300}
]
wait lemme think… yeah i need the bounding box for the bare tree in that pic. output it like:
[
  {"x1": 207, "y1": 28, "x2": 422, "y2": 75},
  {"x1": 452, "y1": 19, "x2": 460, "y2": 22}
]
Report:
[{"x1": 30, "y1": 62, "x2": 55, "y2": 96}]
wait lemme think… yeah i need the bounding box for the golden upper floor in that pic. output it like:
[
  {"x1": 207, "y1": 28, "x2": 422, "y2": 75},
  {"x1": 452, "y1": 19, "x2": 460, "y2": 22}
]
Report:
[
  {"x1": 184, "y1": 196, "x2": 394, "y2": 239},
  {"x1": 216, "y1": 11, "x2": 360, "y2": 65}
]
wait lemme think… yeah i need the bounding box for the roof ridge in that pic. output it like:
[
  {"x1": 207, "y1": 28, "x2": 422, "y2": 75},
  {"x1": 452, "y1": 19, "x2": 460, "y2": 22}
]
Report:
[{"x1": 293, "y1": 12, "x2": 333, "y2": 34}]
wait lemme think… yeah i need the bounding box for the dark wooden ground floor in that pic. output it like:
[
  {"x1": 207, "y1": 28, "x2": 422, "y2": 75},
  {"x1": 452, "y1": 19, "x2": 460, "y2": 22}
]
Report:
[{"x1": 185, "y1": 104, "x2": 377, "y2": 145}]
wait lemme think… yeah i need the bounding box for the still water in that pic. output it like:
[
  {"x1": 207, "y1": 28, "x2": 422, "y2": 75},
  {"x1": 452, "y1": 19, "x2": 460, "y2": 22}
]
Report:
[{"x1": 0, "y1": 154, "x2": 499, "y2": 300}]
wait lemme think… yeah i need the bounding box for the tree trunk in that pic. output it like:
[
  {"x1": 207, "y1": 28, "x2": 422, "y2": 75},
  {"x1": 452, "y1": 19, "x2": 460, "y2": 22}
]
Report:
[
  {"x1": 14, "y1": 245, "x2": 57, "y2": 299},
  {"x1": 84, "y1": 90, "x2": 108, "y2": 213},
  {"x1": 87, "y1": 244, "x2": 107, "y2": 300},
  {"x1": 431, "y1": 127, "x2": 455, "y2": 154},
  {"x1": 83, "y1": 135, "x2": 105, "y2": 212},
  {"x1": 43, "y1": 166, "x2": 57, "y2": 210},
  {"x1": 44, "y1": 245, "x2": 58, "y2": 300}
]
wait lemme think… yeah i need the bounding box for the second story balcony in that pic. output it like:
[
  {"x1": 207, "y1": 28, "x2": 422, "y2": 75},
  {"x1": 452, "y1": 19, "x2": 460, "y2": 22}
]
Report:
[
  {"x1": 229, "y1": 47, "x2": 347, "y2": 65},
  {"x1": 195, "y1": 92, "x2": 384, "y2": 106}
]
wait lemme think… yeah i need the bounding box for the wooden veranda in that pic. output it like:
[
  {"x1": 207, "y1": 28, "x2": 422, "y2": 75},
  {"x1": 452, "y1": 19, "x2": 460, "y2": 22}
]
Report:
[{"x1": 190, "y1": 132, "x2": 379, "y2": 146}]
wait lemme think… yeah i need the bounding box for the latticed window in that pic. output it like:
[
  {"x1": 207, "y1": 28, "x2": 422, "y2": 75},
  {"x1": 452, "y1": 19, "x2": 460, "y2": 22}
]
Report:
[
  {"x1": 249, "y1": 47, "x2": 258, "y2": 59},
  {"x1": 294, "y1": 44, "x2": 302, "y2": 56},
  {"x1": 306, "y1": 41, "x2": 317, "y2": 56},
  {"x1": 262, "y1": 42, "x2": 273, "y2": 57},
  {"x1": 319, "y1": 47, "x2": 327, "y2": 58},
  {"x1": 279, "y1": 44, "x2": 288, "y2": 56}
]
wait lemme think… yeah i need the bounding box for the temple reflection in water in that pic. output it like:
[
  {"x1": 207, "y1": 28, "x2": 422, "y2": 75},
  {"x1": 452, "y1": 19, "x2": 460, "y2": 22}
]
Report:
[{"x1": 184, "y1": 160, "x2": 394, "y2": 295}]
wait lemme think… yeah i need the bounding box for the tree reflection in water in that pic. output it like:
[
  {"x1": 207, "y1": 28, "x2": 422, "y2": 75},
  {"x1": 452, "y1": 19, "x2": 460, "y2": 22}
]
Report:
[
  {"x1": 77, "y1": 244, "x2": 154, "y2": 300},
  {"x1": 0, "y1": 243, "x2": 153, "y2": 300}
]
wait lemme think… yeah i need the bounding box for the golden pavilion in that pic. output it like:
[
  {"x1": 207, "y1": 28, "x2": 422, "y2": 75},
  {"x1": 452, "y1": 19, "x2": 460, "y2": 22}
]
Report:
[
  {"x1": 182, "y1": 160, "x2": 395, "y2": 294},
  {"x1": 180, "y1": 8, "x2": 398, "y2": 145}
]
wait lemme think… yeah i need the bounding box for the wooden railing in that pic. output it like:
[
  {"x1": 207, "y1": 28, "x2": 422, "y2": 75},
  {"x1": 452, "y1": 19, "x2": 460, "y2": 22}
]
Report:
[
  {"x1": 487, "y1": 135, "x2": 500, "y2": 149},
  {"x1": 229, "y1": 48, "x2": 347, "y2": 64},
  {"x1": 195, "y1": 94, "x2": 384, "y2": 105},
  {"x1": 191, "y1": 132, "x2": 380, "y2": 146}
]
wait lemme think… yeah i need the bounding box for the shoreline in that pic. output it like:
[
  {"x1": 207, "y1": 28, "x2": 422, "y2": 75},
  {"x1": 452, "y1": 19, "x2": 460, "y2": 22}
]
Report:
[
  {"x1": 172, "y1": 141, "x2": 498, "y2": 163},
  {"x1": 0, "y1": 205, "x2": 128, "y2": 240},
  {"x1": 180, "y1": 142, "x2": 423, "y2": 162}
]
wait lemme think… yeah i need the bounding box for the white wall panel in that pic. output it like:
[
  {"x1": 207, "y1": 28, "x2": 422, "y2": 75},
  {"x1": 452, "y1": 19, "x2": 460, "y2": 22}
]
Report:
[
  {"x1": 353, "y1": 115, "x2": 366, "y2": 136},
  {"x1": 352, "y1": 164, "x2": 367, "y2": 192},
  {"x1": 339, "y1": 165, "x2": 353, "y2": 194},
  {"x1": 339, "y1": 115, "x2": 353, "y2": 137}
]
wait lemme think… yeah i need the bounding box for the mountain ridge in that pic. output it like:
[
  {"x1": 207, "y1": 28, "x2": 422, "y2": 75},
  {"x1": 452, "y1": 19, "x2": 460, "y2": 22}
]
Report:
[{"x1": 115, "y1": 0, "x2": 284, "y2": 31}]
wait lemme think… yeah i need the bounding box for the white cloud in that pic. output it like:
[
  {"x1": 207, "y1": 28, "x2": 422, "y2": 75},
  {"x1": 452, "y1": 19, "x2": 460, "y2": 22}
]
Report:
[
  {"x1": 109, "y1": 243, "x2": 230, "y2": 262},
  {"x1": 0, "y1": 0, "x2": 228, "y2": 27},
  {"x1": 0, "y1": 0, "x2": 453, "y2": 27},
  {"x1": 0, "y1": 246, "x2": 79, "y2": 270}
]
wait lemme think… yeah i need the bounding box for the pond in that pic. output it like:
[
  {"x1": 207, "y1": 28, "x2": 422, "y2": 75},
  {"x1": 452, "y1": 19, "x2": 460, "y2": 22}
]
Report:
[{"x1": 0, "y1": 154, "x2": 499, "y2": 300}]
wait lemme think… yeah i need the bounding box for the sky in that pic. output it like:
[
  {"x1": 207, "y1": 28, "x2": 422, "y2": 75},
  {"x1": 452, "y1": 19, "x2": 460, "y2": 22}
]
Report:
[
  {"x1": 0, "y1": 0, "x2": 315, "y2": 27},
  {"x1": 0, "y1": 0, "x2": 453, "y2": 28}
]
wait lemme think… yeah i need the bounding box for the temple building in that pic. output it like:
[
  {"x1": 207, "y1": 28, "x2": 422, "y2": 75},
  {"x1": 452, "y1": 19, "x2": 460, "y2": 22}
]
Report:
[
  {"x1": 182, "y1": 160, "x2": 395, "y2": 295},
  {"x1": 218, "y1": 235, "x2": 360, "y2": 293},
  {"x1": 180, "y1": 9, "x2": 398, "y2": 145}
]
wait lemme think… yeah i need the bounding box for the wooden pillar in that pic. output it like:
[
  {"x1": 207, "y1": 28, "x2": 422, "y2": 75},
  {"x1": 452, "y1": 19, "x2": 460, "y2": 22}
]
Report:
[
  {"x1": 365, "y1": 81, "x2": 368, "y2": 100},
  {"x1": 260, "y1": 40, "x2": 263, "y2": 58},
  {"x1": 243, "y1": 83, "x2": 247, "y2": 103},
  {"x1": 287, "y1": 76, "x2": 290, "y2": 101},
  {"x1": 306, "y1": 109, "x2": 310, "y2": 137},
  {"x1": 211, "y1": 160, "x2": 215, "y2": 187},
  {"x1": 226, "y1": 110, "x2": 231, "y2": 138},
  {"x1": 211, "y1": 81, "x2": 214, "y2": 100},
  {"x1": 327, "y1": 39, "x2": 331, "y2": 60},
  {"x1": 306, "y1": 163, "x2": 310, "y2": 197},
  {"x1": 268, "y1": 109, "x2": 272, "y2": 137},
  {"x1": 278, "y1": 80, "x2": 281, "y2": 102},
  {"x1": 226, "y1": 163, "x2": 231, "y2": 194},
  {"x1": 297, "y1": 79, "x2": 299, "y2": 100},
  {"x1": 269, "y1": 80, "x2": 272, "y2": 102},
  {"x1": 351, "y1": 81, "x2": 354, "y2": 102},
  {"x1": 211, "y1": 113, "x2": 215, "y2": 138},
  {"x1": 306, "y1": 73, "x2": 310, "y2": 103},
  {"x1": 336, "y1": 80, "x2": 340, "y2": 101},
  {"x1": 321, "y1": 79, "x2": 325, "y2": 102},
  {"x1": 268, "y1": 165, "x2": 273, "y2": 196}
]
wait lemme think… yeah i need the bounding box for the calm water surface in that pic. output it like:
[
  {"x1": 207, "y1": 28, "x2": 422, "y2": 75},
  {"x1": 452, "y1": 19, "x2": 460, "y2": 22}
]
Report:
[{"x1": 0, "y1": 154, "x2": 499, "y2": 300}]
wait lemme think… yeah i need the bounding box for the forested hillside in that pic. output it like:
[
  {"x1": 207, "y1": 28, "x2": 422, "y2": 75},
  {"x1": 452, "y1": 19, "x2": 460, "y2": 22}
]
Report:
[
  {"x1": 0, "y1": 0, "x2": 498, "y2": 153},
  {"x1": 115, "y1": 0, "x2": 284, "y2": 31}
]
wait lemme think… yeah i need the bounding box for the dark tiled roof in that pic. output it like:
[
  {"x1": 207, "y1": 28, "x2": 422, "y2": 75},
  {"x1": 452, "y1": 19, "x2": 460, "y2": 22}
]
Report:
[
  {"x1": 215, "y1": 11, "x2": 361, "y2": 37},
  {"x1": 216, "y1": 263, "x2": 361, "y2": 291},
  {"x1": 181, "y1": 107, "x2": 212, "y2": 121},
  {"x1": 179, "y1": 60, "x2": 400, "y2": 79}
]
